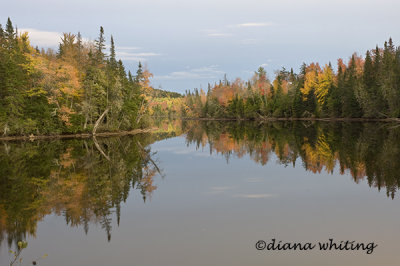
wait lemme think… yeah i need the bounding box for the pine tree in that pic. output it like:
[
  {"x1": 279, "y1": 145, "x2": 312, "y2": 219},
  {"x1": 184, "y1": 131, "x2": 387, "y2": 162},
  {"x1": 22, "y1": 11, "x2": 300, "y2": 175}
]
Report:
[
  {"x1": 357, "y1": 50, "x2": 379, "y2": 117},
  {"x1": 109, "y1": 35, "x2": 117, "y2": 69},
  {"x1": 77, "y1": 31, "x2": 82, "y2": 49},
  {"x1": 5, "y1": 18, "x2": 15, "y2": 40},
  {"x1": 0, "y1": 24, "x2": 4, "y2": 41},
  {"x1": 94, "y1": 26, "x2": 106, "y2": 63},
  {"x1": 327, "y1": 63, "x2": 344, "y2": 117},
  {"x1": 342, "y1": 55, "x2": 362, "y2": 117},
  {"x1": 5, "y1": 18, "x2": 15, "y2": 50},
  {"x1": 128, "y1": 71, "x2": 133, "y2": 83},
  {"x1": 76, "y1": 31, "x2": 83, "y2": 65},
  {"x1": 135, "y1": 62, "x2": 143, "y2": 83},
  {"x1": 381, "y1": 38, "x2": 399, "y2": 117}
]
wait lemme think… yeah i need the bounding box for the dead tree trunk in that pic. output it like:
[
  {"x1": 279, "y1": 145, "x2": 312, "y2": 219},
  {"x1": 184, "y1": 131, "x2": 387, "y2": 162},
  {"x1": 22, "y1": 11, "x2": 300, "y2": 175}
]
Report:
[
  {"x1": 93, "y1": 108, "x2": 109, "y2": 135},
  {"x1": 93, "y1": 137, "x2": 110, "y2": 161}
]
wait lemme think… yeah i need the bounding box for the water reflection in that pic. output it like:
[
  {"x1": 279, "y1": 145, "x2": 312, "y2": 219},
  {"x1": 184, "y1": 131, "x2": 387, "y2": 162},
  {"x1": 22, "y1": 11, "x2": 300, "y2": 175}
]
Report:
[
  {"x1": 182, "y1": 120, "x2": 400, "y2": 199},
  {"x1": 0, "y1": 134, "x2": 164, "y2": 247},
  {"x1": 1, "y1": 120, "x2": 400, "y2": 251}
]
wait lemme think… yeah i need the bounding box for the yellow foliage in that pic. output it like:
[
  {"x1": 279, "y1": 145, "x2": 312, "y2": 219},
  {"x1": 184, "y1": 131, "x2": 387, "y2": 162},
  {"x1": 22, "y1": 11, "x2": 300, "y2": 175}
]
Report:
[
  {"x1": 300, "y1": 71, "x2": 317, "y2": 100},
  {"x1": 140, "y1": 68, "x2": 154, "y2": 94},
  {"x1": 315, "y1": 65, "x2": 333, "y2": 106}
]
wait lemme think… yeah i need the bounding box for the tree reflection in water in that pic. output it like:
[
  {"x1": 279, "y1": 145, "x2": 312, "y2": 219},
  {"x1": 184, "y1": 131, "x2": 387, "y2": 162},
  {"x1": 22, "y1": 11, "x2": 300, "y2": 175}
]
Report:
[
  {"x1": 0, "y1": 134, "x2": 164, "y2": 248},
  {"x1": 1, "y1": 120, "x2": 400, "y2": 249},
  {"x1": 183, "y1": 120, "x2": 400, "y2": 199}
]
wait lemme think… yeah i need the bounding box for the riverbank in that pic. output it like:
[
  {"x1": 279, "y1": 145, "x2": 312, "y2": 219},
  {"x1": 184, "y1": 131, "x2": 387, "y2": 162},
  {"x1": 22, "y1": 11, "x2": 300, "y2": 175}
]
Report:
[
  {"x1": 0, "y1": 128, "x2": 157, "y2": 141},
  {"x1": 2, "y1": 116, "x2": 400, "y2": 141},
  {"x1": 180, "y1": 117, "x2": 400, "y2": 122}
]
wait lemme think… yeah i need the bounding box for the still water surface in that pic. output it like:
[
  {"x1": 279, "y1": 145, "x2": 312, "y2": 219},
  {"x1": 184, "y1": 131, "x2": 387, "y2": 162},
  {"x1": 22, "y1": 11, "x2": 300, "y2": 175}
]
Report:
[{"x1": 1, "y1": 121, "x2": 400, "y2": 265}]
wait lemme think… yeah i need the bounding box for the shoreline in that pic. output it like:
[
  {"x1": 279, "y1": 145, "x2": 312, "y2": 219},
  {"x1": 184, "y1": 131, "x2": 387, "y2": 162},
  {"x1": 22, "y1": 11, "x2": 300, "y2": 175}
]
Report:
[
  {"x1": 2, "y1": 116, "x2": 400, "y2": 141},
  {"x1": 0, "y1": 128, "x2": 157, "y2": 141},
  {"x1": 180, "y1": 117, "x2": 400, "y2": 122}
]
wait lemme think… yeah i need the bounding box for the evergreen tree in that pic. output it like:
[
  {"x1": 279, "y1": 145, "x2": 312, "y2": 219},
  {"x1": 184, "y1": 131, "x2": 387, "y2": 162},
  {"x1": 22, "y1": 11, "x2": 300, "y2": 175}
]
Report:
[
  {"x1": 109, "y1": 35, "x2": 117, "y2": 69},
  {"x1": 94, "y1": 26, "x2": 106, "y2": 62},
  {"x1": 5, "y1": 18, "x2": 15, "y2": 45},
  {"x1": 357, "y1": 50, "x2": 380, "y2": 117},
  {"x1": 381, "y1": 38, "x2": 400, "y2": 117},
  {"x1": 135, "y1": 61, "x2": 143, "y2": 83},
  {"x1": 342, "y1": 55, "x2": 363, "y2": 117}
]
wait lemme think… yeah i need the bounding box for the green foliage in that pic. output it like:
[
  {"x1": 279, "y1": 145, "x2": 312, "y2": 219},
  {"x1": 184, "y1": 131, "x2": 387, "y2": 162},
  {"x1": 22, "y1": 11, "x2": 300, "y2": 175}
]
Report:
[
  {"x1": 0, "y1": 19, "x2": 148, "y2": 136},
  {"x1": 150, "y1": 88, "x2": 182, "y2": 98}
]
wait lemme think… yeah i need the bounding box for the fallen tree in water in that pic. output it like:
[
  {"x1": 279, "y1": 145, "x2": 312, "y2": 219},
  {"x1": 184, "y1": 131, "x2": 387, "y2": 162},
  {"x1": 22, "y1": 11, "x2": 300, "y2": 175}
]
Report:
[{"x1": 0, "y1": 128, "x2": 157, "y2": 141}]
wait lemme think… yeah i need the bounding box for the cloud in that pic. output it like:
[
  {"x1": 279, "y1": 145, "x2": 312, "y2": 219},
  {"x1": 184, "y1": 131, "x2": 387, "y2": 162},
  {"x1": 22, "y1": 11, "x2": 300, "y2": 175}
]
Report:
[
  {"x1": 19, "y1": 28, "x2": 158, "y2": 62},
  {"x1": 116, "y1": 51, "x2": 161, "y2": 61},
  {"x1": 155, "y1": 65, "x2": 224, "y2": 80},
  {"x1": 116, "y1": 46, "x2": 141, "y2": 50},
  {"x1": 208, "y1": 186, "x2": 235, "y2": 195},
  {"x1": 233, "y1": 22, "x2": 274, "y2": 28},
  {"x1": 20, "y1": 28, "x2": 62, "y2": 47}
]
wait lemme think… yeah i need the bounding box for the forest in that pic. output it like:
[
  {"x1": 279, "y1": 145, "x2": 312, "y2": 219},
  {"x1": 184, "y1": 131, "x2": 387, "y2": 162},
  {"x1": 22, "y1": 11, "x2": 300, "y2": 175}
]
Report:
[
  {"x1": 182, "y1": 39, "x2": 400, "y2": 120},
  {"x1": 2, "y1": 17, "x2": 400, "y2": 137},
  {"x1": 0, "y1": 18, "x2": 160, "y2": 136}
]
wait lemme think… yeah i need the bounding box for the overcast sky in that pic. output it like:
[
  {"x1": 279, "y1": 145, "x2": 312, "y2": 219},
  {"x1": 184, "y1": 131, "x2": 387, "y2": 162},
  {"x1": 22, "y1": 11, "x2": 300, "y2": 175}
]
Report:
[{"x1": 2, "y1": 0, "x2": 400, "y2": 93}]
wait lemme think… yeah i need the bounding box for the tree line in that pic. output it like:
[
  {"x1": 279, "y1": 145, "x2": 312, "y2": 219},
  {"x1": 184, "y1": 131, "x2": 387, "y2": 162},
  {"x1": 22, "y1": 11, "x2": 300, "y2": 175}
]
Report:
[
  {"x1": 0, "y1": 18, "x2": 151, "y2": 136},
  {"x1": 182, "y1": 39, "x2": 400, "y2": 119}
]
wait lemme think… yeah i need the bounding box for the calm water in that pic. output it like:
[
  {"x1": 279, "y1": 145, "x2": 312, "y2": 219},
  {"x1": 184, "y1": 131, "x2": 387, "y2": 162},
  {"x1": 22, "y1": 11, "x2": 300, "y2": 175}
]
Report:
[{"x1": 1, "y1": 121, "x2": 400, "y2": 266}]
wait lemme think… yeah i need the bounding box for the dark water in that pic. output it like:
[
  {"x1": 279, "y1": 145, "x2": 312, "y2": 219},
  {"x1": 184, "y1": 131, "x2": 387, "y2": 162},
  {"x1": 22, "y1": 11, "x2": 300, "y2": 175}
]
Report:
[{"x1": 1, "y1": 120, "x2": 400, "y2": 266}]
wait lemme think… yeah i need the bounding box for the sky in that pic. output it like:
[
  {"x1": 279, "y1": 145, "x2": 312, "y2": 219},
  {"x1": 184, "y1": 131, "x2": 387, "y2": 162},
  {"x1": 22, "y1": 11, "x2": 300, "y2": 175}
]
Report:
[{"x1": 2, "y1": 0, "x2": 400, "y2": 93}]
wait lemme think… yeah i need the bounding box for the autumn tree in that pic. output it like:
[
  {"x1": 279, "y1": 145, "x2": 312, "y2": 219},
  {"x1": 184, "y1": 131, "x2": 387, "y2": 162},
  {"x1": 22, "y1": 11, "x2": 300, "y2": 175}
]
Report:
[{"x1": 315, "y1": 64, "x2": 334, "y2": 116}]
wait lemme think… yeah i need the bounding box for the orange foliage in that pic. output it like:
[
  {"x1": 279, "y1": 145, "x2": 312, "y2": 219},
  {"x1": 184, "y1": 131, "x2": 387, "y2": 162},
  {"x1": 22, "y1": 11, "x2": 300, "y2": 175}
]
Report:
[
  {"x1": 350, "y1": 53, "x2": 364, "y2": 76},
  {"x1": 139, "y1": 166, "x2": 157, "y2": 198},
  {"x1": 140, "y1": 67, "x2": 154, "y2": 95},
  {"x1": 337, "y1": 58, "x2": 346, "y2": 72},
  {"x1": 33, "y1": 54, "x2": 82, "y2": 126}
]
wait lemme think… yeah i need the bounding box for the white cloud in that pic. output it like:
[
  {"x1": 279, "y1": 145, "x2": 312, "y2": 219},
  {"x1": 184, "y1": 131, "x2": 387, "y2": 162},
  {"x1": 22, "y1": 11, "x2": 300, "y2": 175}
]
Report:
[
  {"x1": 116, "y1": 51, "x2": 161, "y2": 61},
  {"x1": 20, "y1": 28, "x2": 62, "y2": 47},
  {"x1": 155, "y1": 65, "x2": 224, "y2": 80}
]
